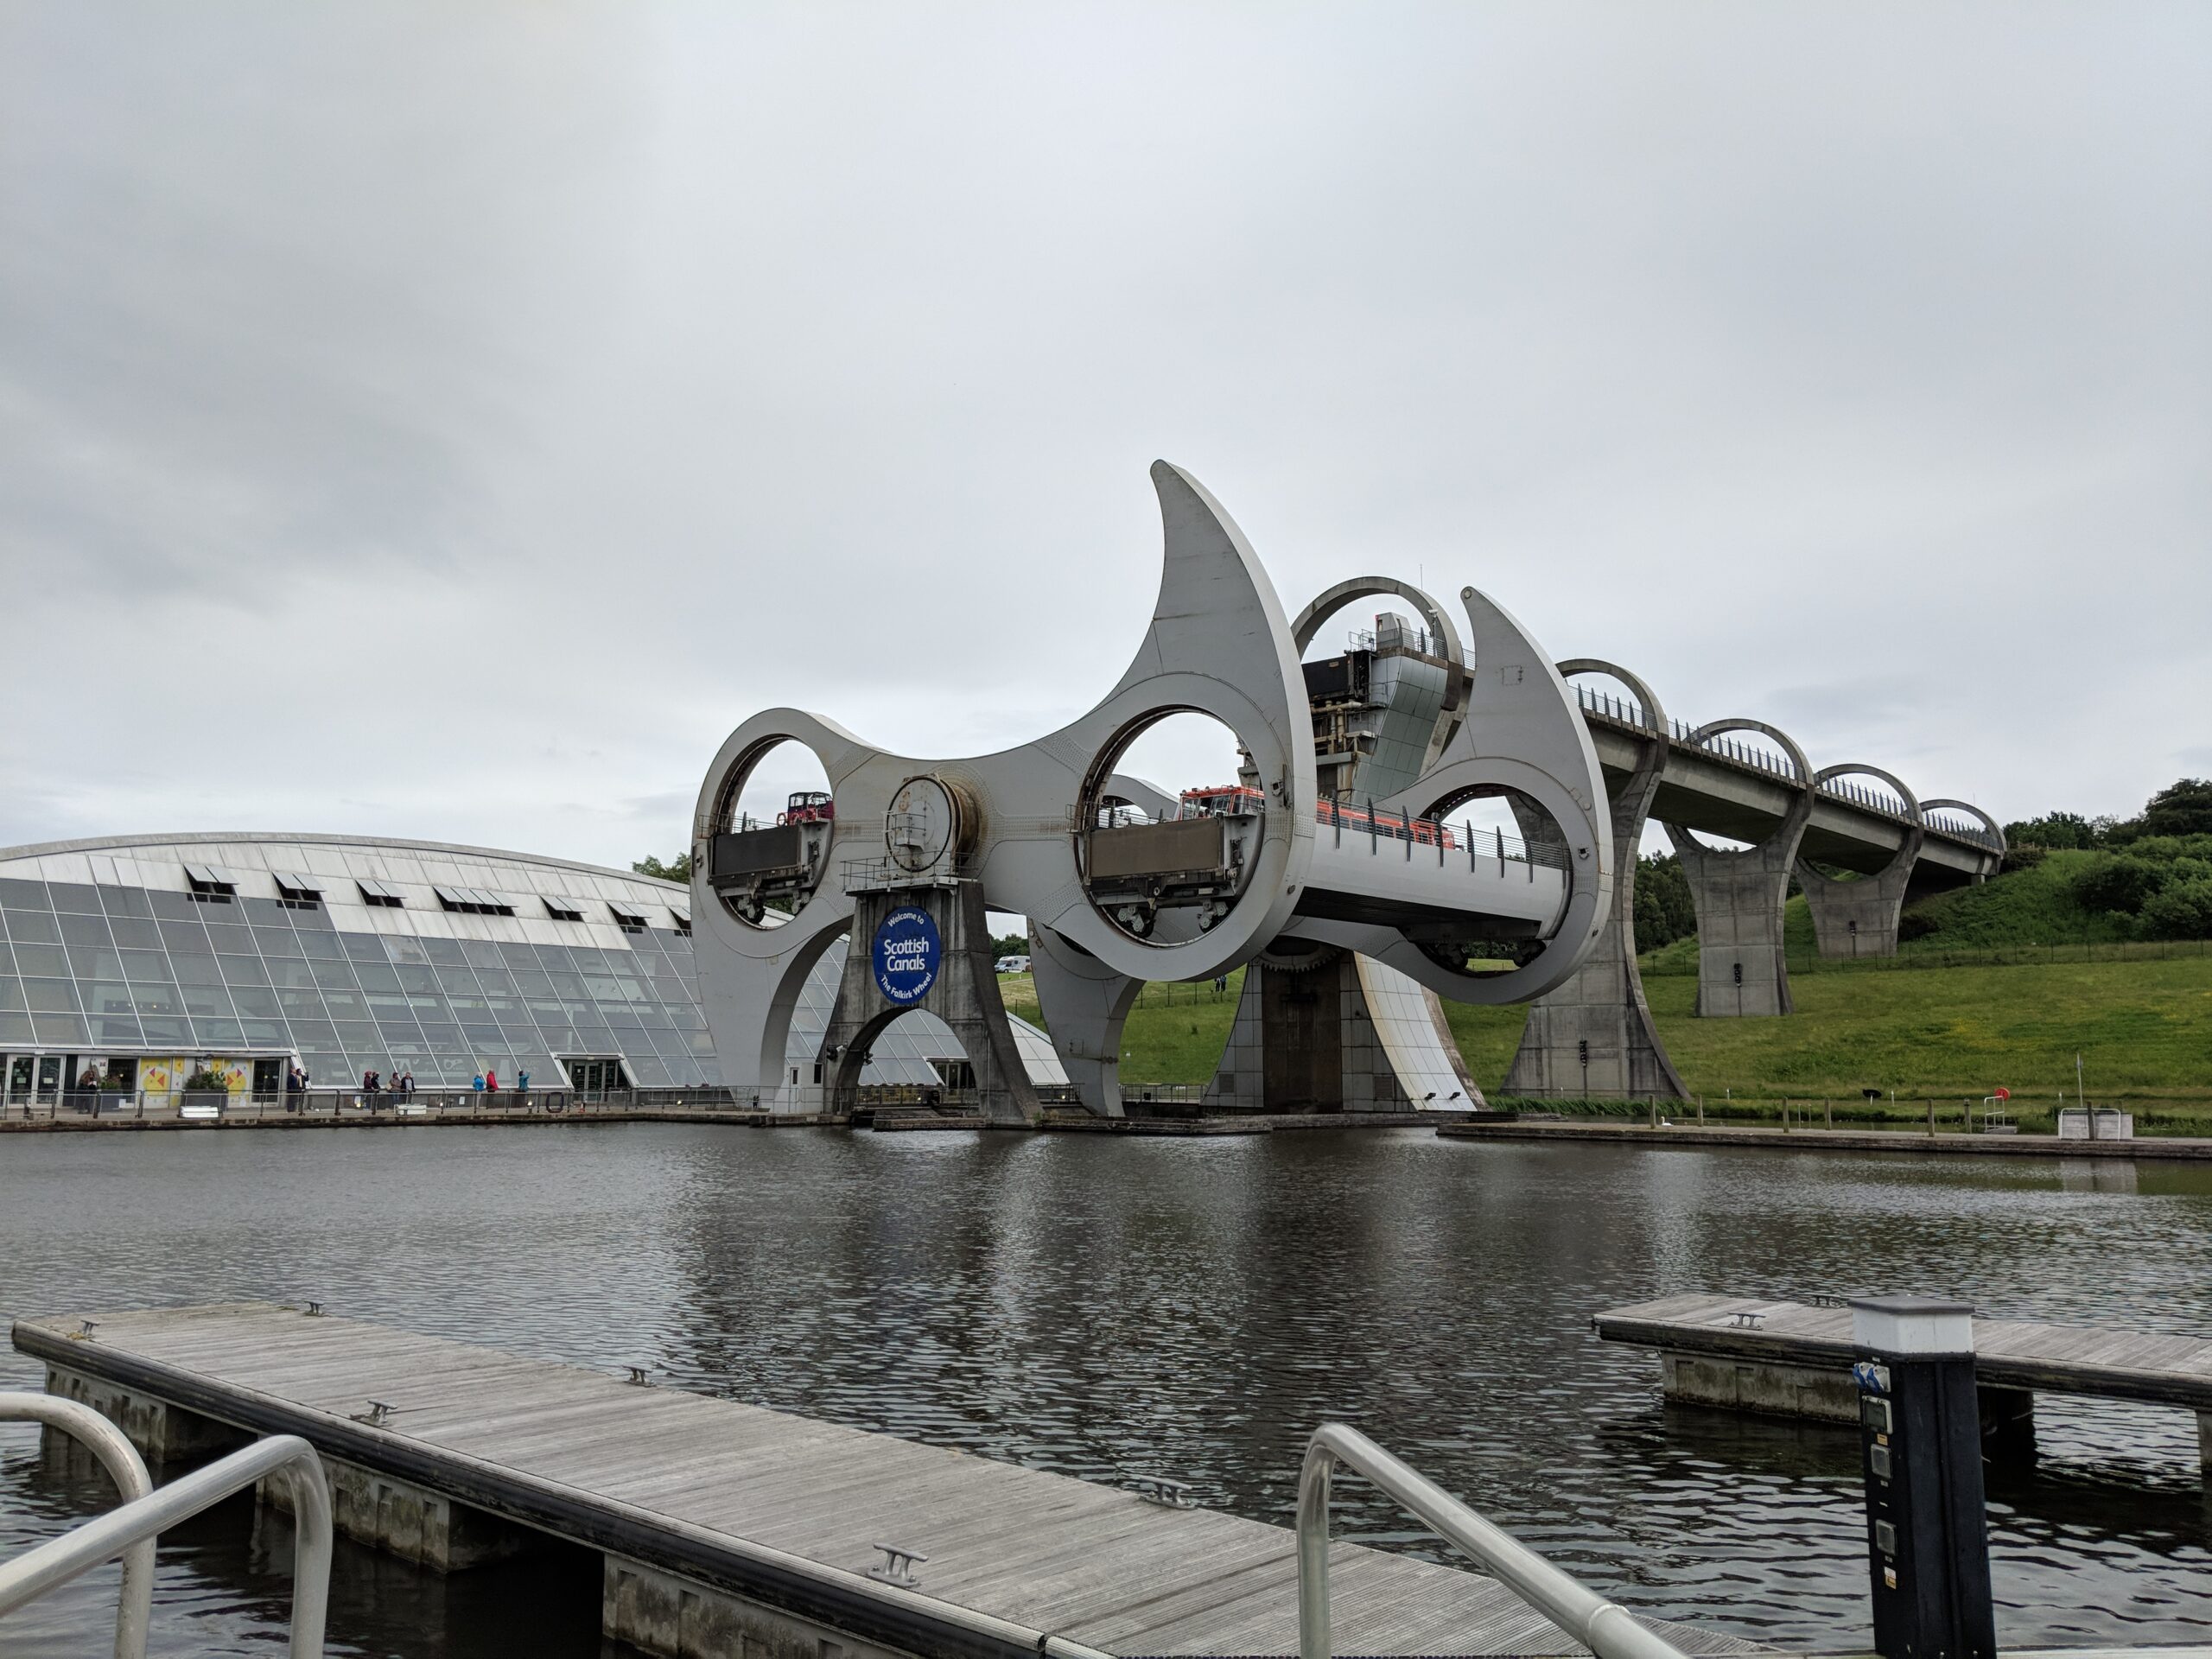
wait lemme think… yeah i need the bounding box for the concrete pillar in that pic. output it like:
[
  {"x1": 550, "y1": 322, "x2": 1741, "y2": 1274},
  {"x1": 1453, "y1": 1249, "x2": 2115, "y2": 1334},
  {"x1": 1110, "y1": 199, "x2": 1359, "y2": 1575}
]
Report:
[
  {"x1": 1797, "y1": 764, "x2": 1925, "y2": 959},
  {"x1": 602, "y1": 1555, "x2": 907, "y2": 1659},
  {"x1": 1506, "y1": 660, "x2": 1688, "y2": 1101},
  {"x1": 1666, "y1": 718, "x2": 1815, "y2": 1019},
  {"x1": 1203, "y1": 943, "x2": 1481, "y2": 1113},
  {"x1": 45, "y1": 1363, "x2": 245, "y2": 1464},
  {"x1": 1027, "y1": 920, "x2": 1142, "y2": 1117},
  {"x1": 822, "y1": 881, "x2": 1040, "y2": 1127}
]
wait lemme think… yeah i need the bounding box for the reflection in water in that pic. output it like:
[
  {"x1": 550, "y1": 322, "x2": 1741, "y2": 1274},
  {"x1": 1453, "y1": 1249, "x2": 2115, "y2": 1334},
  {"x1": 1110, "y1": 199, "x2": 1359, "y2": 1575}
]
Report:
[{"x1": 2, "y1": 1127, "x2": 2209, "y2": 1656}]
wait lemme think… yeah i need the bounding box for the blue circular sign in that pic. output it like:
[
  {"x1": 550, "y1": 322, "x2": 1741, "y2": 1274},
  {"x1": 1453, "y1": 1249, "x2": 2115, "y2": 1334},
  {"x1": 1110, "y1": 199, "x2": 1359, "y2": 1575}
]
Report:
[{"x1": 872, "y1": 906, "x2": 941, "y2": 1006}]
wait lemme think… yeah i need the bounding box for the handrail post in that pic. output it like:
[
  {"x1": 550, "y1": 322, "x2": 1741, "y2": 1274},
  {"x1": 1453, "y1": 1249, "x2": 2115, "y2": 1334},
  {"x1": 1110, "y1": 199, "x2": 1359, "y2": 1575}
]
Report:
[
  {"x1": 1296, "y1": 1439, "x2": 1334, "y2": 1659},
  {"x1": 0, "y1": 1392, "x2": 154, "y2": 1659}
]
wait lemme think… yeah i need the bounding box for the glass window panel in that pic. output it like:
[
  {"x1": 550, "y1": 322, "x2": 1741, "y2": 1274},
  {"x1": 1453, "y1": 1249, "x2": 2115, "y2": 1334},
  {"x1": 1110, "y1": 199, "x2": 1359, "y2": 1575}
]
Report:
[
  {"x1": 0, "y1": 977, "x2": 22, "y2": 1011},
  {"x1": 365, "y1": 991, "x2": 412, "y2": 1015},
  {"x1": 146, "y1": 889, "x2": 201, "y2": 921},
  {"x1": 638, "y1": 1004, "x2": 673, "y2": 1030},
  {"x1": 408, "y1": 995, "x2": 451, "y2": 1019},
  {"x1": 202, "y1": 921, "x2": 253, "y2": 954},
  {"x1": 238, "y1": 896, "x2": 289, "y2": 925},
  {"x1": 430, "y1": 963, "x2": 479, "y2": 994},
  {"x1": 498, "y1": 942, "x2": 539, "y2": 969},
  {"x1": 605, "y1": 1007, "x2": 644, "y2": 1030},
  {"x1": 182, "y1": 985, "x2": 236, "y2": 1017},
  {"x1": 219, "y1": 956, "x2": 270, "y2": 986},
  {"x1": 459, "y1": 939, "x2": 505, "y2": 970},
  {"x1": 267, "y1": 959, "x2": 321, "y2": 990},
  {"x1": 99, "y1": 885, "x2": 155, "y2": 919},
  {"x1": 82, "y1": 980, "x2": 137, "y2": 1015},
  {"x1": 478, "y1": 995, "x2": 521, "y2": 1020},
  {"x1": 340, "y1": 932, "x2": 386, "y2": 961},
  {"x1": 0, "y1": 1011, "x2": 33, "y2": 1044},
  {"x1": 5, "y1": 910, "x2": 60, "y2": 944},
  {"x1": 174, "y1": 956, "x2": 226, "y2": 987},
  {"x1": 320, "y1": 988, "x2": 367, "y2": 1020},
  {"x1": 298, "y1": 927, "x2": 346, "y2": 958},
  {"x1": 135, "y1": 1014, "x2": 188, "y2": 1046},
  {"x1": 393, "y1": 962, "x2": 440, "y2": 993},
  {"x1": 25, "y1": 977, "x2": 80, "y2": 1011},
  {"x1": 239, "y1": 1020, "x2": 288, "y2": 1046},
  {"x1": 58, "y1": 912, "x2": 112, "y2": 948},
  {"x1": 291, "y1": 904, "x2": 336, "y2": 934},
  {"x1": 648, "y1": 1027, "x2": 692, "y2": 1059},
  {"x1": 48, "y1": 880, "x2": 103, "y2": 912},
  {"x1": 332, "y1": 1020, "x2": 380, "y2": 1048},
  {"x1": 94, "y1": 1014, "x2": 146, "y2": 1045},
  {"x1": 470, "y1": 968, "x2": 518, "y2": 997},
  {"x1": 66, "y1": 944, "x2": 124, "y2": 980},
  {"x1": 276, "y1": 988, "x2": 328, "y2": 1019},
  {"x1": 309, "y1": 960, "x2": 360, "y2": 993},
  {"x1": 157, "y1": 919, "x2": 212, "y2": 956},
  {"x1": 0, "y1": 878, "x2": 51, "y2": 908},
  {"x1": 14, "y1": 942, "x2": 69, "y2": 978},
  {"x1": 32, "y1": 1012, "x2": 90, "y2": 1044},
  {"x1": 133, "y1": 984, "x2": 183, "y2": 1017},
  {"x1": 287, "y1": 1020, "x2": 339, "y2": 1048},
  {"x1": 546, "y1": 971, "x2": 588, "y2": 999},
  {"x1": 456, "y1": 1020, "x2": 501, "y2": 1044},
  {"x1": 384, "y1": 935, "x2": 429, "y2": 964},
  {"x1": 421, "y1": 937, "x2": 467, "y2": 967},
  {"x1": 533, "y1": 944, "x2": 578, "y2": 972},
  {"x1": 511, "y1": 969, "x2": 555, "y2": 998},
  {"x1": 191, "y1": 1019, "x2": 244, "y2": 1046},
  {"x1": 121, "y1": 950, "x2": 174, "y2": 984},
  {"x1": 230, "y1": 986, "x2": 282, "y2": 1019},
  {"x1": 628, "y1": 1055, "x2": 672, "y2": 1087},
  {"x1": 106, "y1": 916, "x2": 162, "y2": 950},
  {"x1": 352, "y1": 962, "x2": 403, "y2": 993},
  {"x1": 253, "y1": 926, "x2": 302, "y2": 957},
  {"x1": 560, "y1": 999, "x2": 596, "y2": 1020},
  {"x1": 686, "y1": 1029, "x2": 714, "y2": 1056}
]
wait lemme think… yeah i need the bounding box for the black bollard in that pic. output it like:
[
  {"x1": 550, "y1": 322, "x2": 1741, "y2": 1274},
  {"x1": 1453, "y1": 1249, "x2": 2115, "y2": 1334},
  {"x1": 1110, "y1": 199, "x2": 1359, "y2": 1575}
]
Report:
[{"x1": 1849, "y1": 1295, "x2": 1996, "y2": 1659}]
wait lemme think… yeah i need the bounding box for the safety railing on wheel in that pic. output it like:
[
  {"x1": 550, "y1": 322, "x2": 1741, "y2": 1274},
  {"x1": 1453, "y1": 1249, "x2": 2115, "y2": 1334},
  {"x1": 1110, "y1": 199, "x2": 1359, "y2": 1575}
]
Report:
[
  {"x1": 0, "y1": 1393, "x2": 332, "y2": 1658},
  {"x1": 1297, "y1": 1422, "x2": 1688, "y2": 1659}
]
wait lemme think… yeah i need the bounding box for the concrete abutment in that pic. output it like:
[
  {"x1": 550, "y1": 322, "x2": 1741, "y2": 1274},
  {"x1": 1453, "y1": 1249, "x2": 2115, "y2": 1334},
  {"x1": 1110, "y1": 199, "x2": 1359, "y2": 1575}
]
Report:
[
  {"x1": 1667, "y1": 719, "x2": 1815, "y2": 1019},
  {"x1": 603, "y1": 1555, "x2": 913, "y2": 1659}
]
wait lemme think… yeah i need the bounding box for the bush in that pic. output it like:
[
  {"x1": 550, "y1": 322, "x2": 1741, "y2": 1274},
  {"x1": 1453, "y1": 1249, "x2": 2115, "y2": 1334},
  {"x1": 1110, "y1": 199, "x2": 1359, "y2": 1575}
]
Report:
[
  {"x1": 2139, "y1": 878, "x2": 2212, "y2": 941},
  {"x1": 1998, "y1": 844, "x2": 2048, "y2": 875},
  {"x1": 2071, "y1": 855, "x2": 2167, "y2": 916}
]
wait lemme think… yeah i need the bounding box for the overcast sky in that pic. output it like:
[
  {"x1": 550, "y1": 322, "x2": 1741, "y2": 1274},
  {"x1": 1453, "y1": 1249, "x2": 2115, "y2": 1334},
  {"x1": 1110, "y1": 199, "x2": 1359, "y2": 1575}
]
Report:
[{"x1": 4, "y1": 3, "x2": 2206, "y2": 872}]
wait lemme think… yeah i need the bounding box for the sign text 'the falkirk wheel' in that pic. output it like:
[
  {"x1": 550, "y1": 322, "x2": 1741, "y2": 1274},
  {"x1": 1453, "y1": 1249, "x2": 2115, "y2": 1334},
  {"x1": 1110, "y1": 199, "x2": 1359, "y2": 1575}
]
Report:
[{"x1": 690, "y1": 459, "x2": 1613, "y2": 1119}]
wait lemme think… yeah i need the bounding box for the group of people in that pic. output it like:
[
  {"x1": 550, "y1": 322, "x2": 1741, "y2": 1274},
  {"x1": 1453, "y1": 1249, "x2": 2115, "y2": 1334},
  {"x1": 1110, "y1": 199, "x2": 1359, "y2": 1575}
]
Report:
[{"x1": 358, "y1": 1067, "x2": 416, "y2": 1101}]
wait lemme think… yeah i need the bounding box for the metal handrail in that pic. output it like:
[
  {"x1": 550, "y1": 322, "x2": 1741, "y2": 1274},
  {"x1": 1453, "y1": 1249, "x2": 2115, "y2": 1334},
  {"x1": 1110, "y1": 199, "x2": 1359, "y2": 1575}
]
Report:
[
  {"x1": 1296, "y1": 1423, "x2": 1688, "y2": 1659},
  {"x1": 0, "y1": 1393, "x2": 154, "y2": 1658},
  {"x1": 0, "y1": 1432, "x2": 333, "y2": 1659}
]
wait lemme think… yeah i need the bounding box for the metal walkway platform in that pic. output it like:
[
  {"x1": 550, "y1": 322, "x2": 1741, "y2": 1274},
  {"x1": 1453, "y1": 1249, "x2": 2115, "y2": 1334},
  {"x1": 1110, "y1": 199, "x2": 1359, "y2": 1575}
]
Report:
[{"x1": 14, "y1": 1304, "x2": 1760, "y2": 1659}]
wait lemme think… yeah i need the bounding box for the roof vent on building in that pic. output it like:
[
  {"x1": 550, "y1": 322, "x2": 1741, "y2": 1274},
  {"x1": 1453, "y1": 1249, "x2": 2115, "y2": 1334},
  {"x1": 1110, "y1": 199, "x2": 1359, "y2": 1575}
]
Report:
[
  {"x1": 357, "y1": 877, "x2": 405, "y2": 908},
  {"x1": 667, "y1": 903, "x2": 691, "y2": 935},
  {"x1": 272, "y1": 872, "x2": 325, "y2": 902},
  {"x1": 609, "y1": 902, "x2": 647, "y2": 931},
  {"x1": 183, "y1": 863, "x2": 238, "y2": 902},
  {"x1": 435, "y1": 885, "x2": 517, "y2": 916},
  {"x1": 543, "y1": 896, "x2": 588, "y2": 922}
]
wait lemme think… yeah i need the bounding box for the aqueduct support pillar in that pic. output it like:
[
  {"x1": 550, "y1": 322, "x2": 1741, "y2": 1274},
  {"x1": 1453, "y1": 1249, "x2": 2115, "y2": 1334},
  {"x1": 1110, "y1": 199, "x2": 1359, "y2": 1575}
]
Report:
[
  {"x1": 1796, "y1": 765, "x2": 1924, "y2": 960},
  {"x1": 1505, "y1": 661, "x2": 1688, "y2": 1100},
  {"x1": 1667, "y1": 720, "x2": 1815, "y2": 1019},
  {"x1": 821, "y1": 882, "x2": 1041, "y2": 1126}
]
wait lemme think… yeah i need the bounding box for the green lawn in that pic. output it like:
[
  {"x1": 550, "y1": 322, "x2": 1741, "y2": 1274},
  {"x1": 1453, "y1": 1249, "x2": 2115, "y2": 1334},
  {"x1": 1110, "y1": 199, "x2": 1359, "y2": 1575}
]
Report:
[{"x1": 1006, "y1": 953, "x2": 2212, "y2": 1114}]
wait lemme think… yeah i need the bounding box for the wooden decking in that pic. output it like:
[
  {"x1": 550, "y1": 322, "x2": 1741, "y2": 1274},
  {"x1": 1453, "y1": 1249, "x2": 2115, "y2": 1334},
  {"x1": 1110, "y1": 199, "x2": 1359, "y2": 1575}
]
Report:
[
  {"x1": 15, "y1": 1304, "x2": 1758, "y2": 1658},
  {"x1": 1594, "y1": 1294, "x2": 2212, "y2": 1419}
]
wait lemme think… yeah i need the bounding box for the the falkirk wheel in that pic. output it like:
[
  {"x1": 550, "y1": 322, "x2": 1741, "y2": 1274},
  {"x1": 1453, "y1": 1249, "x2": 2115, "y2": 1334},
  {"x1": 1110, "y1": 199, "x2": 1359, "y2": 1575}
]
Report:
[{"x1": 689, "y1": 461, "x2": 1613, "y2": 1123}]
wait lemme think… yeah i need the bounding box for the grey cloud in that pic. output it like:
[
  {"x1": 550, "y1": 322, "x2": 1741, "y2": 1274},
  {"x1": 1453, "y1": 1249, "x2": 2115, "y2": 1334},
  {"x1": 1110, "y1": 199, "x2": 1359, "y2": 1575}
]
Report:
[{"x1": 3, "y1": 2, "x2": 2207, "y2": 870}]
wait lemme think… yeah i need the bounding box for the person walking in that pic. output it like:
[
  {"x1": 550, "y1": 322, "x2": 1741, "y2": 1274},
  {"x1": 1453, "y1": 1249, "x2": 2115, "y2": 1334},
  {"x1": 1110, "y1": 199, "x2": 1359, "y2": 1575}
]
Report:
[{"x1": 486, "y1": 1067, "x2": 499, "y2": 1096}]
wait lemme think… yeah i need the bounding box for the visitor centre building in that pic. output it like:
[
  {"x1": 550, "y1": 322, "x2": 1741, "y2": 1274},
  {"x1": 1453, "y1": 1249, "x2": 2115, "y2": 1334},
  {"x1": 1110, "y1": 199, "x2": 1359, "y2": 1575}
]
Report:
[{"x1": 0, "y1": 833, "x2": 1050, "y2": 1107}]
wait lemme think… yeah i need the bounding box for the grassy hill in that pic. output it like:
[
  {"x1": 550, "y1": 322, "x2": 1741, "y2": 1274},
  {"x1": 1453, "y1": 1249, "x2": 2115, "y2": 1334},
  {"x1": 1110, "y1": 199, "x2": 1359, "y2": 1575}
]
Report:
[{"x1": 997, "y1": 852, "x2": 2212, "y2": 1122}]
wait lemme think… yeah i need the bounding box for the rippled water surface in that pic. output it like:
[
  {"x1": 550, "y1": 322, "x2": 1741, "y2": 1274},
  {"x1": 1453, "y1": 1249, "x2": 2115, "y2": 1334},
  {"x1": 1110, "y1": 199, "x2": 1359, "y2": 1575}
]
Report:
[{"x1": 3, "y1": 1126, "x2": 2209, "y2": 1656}]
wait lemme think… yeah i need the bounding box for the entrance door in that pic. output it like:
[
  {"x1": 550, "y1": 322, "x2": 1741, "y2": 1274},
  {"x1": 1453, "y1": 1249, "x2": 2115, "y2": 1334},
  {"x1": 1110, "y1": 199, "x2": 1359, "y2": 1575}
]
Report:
[
  {"x1": 35, "y1": 1056, "x2": 60, "y2": 1104},
  {"x1": 5, "y1": 1057, "x2": 29, "y2": 1104},
  {"x1": 563, "y1": 1057, "x2": 626, "y2": 1098},
  {"x1": 251, "y1": 1058, "x2": 282, "y2": 1101}
]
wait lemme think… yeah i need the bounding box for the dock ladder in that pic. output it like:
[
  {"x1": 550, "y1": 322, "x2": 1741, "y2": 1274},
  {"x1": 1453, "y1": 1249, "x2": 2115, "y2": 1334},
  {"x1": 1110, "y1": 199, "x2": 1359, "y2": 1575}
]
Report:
[{"x1": 0, "y1": 1391, "x2": 334, "y2": 1658}]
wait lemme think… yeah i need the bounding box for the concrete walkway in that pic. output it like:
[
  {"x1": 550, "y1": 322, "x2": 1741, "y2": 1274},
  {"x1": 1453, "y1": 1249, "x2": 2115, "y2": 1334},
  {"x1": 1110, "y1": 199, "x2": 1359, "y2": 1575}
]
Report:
[{"x1": 1434, "y1": 1117, "x2": 2212, "y2": 1160}]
